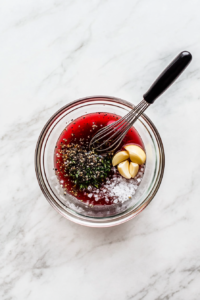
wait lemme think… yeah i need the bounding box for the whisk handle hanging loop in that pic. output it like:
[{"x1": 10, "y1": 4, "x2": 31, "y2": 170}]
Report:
[{"x1": 143, "y1": 51, "x2": 192, "y2": 104}]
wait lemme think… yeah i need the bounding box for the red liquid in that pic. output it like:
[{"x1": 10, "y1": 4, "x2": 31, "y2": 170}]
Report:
[{"x1": 54, "y1": 112, "x2": 144, "y2": 206}]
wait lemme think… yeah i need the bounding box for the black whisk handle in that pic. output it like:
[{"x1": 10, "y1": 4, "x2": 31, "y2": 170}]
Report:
[{"x1": 143, "y1": 51, "x2": 192, "y2": 104}]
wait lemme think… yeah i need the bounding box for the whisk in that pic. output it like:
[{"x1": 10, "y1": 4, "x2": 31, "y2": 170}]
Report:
[{"x1": 89, "y1": 51, "x2": 192, "y2": 152}]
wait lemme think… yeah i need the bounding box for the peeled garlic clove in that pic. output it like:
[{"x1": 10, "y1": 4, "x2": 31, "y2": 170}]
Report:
[
  {"x1": 129, "y1": 162, "x2": 139, "y2": 178},
  {"x1": 112, "y1": 150, "x2": 129, "y2": 166},
  {"x1": 117, "y1": 160, "x2": 131, "y2": 179},
  {"x1": 124, "y1": 145, "x2": 146, "y2": 165}
]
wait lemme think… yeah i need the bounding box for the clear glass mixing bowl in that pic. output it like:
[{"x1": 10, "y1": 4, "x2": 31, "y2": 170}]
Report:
[{"x1": 35, "y1": 96, "x2": 165, "y2": 227}]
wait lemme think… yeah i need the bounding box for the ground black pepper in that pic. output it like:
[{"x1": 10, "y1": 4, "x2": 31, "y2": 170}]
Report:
[{"x1": 59, "y1": 143, "x2": 112, "y2": 190}]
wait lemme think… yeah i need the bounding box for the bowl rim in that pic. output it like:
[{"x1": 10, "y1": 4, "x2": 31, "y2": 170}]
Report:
[{"x1": 35, "y1": 95, "x2": 165, "y2": 227}]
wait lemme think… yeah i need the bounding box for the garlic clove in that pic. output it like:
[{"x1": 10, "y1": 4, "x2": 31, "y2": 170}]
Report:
[
  {"x1": 112, "y1": 151, "x2": 129, "y2": 166},
  {"x1": 124, "y1": 145, "x2": 146, "y2": 165},
  {"x1": 129, "y1": 162, "x2": 139, "y2": 178},
  {"x1": 117, "y1": 160, "x2": 131, "y2": 179}
]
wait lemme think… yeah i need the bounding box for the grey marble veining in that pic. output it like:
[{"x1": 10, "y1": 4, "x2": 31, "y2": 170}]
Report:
[{"x1": 0, "y1": 0, "x2": 200, "y2": 299}]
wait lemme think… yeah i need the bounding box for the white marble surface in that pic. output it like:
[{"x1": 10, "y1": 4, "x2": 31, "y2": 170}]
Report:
[{"x1": 1, "y1": 0, "x2": 200, "y2": 299}]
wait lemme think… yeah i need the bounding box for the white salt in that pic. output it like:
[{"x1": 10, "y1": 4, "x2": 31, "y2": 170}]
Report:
[
  {"x1": 90, "y1": 165, "x2": 145, "y2": 204},
  {"x1": 87, "y1": 186, "x2": 92, "y2": 192}
]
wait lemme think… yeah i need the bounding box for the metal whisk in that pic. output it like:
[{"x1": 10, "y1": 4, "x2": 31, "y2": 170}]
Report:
[{"x1": 90, "y1": 51, "x2": 192, "y2": 152}]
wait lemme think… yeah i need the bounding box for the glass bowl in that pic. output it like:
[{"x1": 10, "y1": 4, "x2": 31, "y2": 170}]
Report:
[{"x1": 35, "y1": 96, "x2": 165, "y2": 227}]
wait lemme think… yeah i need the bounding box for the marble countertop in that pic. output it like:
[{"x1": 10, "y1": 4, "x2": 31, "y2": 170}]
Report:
[{"x1": 1, "y1": 0, "x2": 200, "y2": 299}]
